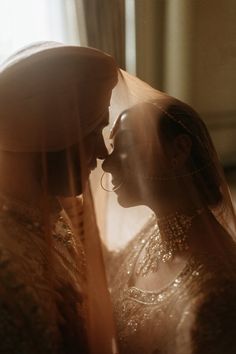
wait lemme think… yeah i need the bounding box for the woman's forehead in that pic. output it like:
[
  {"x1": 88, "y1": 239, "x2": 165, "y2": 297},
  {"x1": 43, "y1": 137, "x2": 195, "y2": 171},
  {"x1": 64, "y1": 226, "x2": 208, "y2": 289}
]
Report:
[{"x1": 111, "y1": 106, "x2": 161, "y2": 143}]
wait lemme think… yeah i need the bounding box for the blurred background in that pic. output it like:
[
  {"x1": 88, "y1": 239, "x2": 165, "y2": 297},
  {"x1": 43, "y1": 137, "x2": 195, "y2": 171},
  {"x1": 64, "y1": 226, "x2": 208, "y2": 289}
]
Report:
[{"x1": 0, "y1": 0, "x2": 235, "y2": 225}]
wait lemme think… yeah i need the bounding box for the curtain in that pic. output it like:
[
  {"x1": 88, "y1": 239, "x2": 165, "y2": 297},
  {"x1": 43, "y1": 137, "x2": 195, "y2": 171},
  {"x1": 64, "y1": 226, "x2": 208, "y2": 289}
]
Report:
[
  {"x1": 135, "y1": 0, "x2": 236, "y2": 167},
  {"x1": 81, "y1": 0, "x2": 125, "y2": 69}
]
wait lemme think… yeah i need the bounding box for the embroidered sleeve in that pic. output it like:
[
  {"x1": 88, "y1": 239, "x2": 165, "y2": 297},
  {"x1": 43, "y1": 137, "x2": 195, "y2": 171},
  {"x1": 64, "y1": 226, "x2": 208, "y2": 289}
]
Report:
[
  {"x1": 0, "y1": 256, "x2": 58, "y2": 353},
  {"x1": 177, "y1": 281, "x2": 236, "y2": 354},
  {"x1": 191, "y1": 283, "x2": 236, "y2": 354}
]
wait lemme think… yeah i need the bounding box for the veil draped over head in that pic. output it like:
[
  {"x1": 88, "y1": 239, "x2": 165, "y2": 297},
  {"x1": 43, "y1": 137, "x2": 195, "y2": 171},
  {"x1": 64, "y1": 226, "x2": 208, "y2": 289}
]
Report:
[
  {"x1": 103, "y1": 70, "x2": 236, "y2": 248},
  {"x1": 0, "y1": 42, "x2": 119, "y2": 354},
  {"x1": 0, "y1": 41, "x2": 117, "y2": 151},
  {"x1": 1, "y1": 40, "x2": 235, "y2": 354},
  {"x1": 101, "y1": 71, "x2": 236, "y2": 354}
]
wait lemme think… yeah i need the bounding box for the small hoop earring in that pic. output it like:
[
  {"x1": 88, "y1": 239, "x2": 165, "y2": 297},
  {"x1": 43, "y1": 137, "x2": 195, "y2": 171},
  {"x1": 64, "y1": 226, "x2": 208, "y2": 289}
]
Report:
[{"x1": 100, "y1": 172, "x2": 123, "y2": 192}]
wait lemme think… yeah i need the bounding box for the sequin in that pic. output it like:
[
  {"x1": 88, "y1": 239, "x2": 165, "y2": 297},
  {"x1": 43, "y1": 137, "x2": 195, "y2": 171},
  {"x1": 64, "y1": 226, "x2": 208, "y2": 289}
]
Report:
[
  {"x1": 109, "y1": 216, "x2": 236, "y2": 354},
  {"x1": 0, "y1": 195, "x2": 88, "y2": 352}
]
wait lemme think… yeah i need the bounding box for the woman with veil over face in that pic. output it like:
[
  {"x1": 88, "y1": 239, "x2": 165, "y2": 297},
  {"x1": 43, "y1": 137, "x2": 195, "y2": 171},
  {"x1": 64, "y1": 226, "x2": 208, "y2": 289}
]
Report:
[
  {"x1": 0, "y1": 42, "x2": 119, "y2": 353},
  {"x1": 102, "y1": 72, "x2": 236, "y2": 354}
]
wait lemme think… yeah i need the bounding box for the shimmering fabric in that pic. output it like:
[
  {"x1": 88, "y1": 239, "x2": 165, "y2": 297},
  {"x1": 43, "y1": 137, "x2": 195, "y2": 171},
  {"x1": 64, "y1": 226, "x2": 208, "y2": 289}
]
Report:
[
  {"x1": 110, "y1": 216, "x2": 236, "y2": 354},
  {"x1": 0, "y1": 197, "x2": 88, "y2": 353}
]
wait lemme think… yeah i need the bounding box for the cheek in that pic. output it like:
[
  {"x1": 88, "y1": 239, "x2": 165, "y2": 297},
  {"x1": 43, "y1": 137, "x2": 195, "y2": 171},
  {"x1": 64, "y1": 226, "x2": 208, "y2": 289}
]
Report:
[{"x1": 145, "y1": 146, "x2": 171, "y2": 177}]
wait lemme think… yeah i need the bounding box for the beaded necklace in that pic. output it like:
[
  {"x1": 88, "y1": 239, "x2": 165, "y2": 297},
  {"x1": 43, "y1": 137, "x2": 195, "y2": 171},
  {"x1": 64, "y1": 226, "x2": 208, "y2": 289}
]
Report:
[{"x1": 136, "y1": 209, "x2": 204, "y2": 277}]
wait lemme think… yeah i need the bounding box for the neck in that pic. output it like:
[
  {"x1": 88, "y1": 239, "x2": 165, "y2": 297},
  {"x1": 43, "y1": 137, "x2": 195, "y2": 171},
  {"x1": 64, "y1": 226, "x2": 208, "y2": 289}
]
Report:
[
  {"x1": 150, "y1": 176, "x2": 204, "y2": 215},
  {"x1": 147, "y1": 181, "x2": 207, "y2": 254}
]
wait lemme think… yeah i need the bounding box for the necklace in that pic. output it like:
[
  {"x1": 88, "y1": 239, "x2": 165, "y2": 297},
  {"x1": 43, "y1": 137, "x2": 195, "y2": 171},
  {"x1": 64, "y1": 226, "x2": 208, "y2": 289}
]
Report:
[{"x1": 135, "y1": 209, "x2": 204, "y2": 277}]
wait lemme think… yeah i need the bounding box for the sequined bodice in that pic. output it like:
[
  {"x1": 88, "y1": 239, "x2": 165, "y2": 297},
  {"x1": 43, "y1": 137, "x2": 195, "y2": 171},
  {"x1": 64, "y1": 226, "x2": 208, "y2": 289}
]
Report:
[{"x1": 110, "y1": 217, "x2": 236, "y2": 354}]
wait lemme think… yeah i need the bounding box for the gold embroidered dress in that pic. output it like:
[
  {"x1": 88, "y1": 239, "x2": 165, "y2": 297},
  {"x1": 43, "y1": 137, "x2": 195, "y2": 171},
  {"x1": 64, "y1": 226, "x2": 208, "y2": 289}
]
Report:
[
  {"x1": 110, "y1": 217, "x2": 236, "y2": 354},
  {"x1": 0, "y1": 196, "x2": 88, "y2": 353}
]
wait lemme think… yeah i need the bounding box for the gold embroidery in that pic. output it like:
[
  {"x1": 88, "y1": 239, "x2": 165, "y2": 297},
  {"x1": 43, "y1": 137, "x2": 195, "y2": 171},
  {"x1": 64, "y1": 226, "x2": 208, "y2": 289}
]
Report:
[{"x1": 110, "y1": 217, "x2": 236, "y2": 354}]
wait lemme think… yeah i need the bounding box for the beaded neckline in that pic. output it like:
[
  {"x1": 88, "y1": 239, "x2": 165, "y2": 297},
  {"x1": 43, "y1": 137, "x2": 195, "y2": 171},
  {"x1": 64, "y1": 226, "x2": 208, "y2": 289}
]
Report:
[
  {"x1": 126, "y1": 256, "x2": 199, "y2": 305},
  {"x1": 135, "y1": 209, "x2": 204, "y2": 277},
  {"x1": 119, "y1": 215, "x2": 204, "y2": 305}
]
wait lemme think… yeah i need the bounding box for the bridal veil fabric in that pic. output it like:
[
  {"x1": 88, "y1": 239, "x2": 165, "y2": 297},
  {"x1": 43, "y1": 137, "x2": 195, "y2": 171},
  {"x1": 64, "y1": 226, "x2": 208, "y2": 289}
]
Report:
[
  {"x1": 0, "y1": 40, "x2": 235, "y2": 354},
  {"x1": 0, "y1": 41, "x2": 117, "y2": 152},
  {"x1": 0, "y1": 42, "x2": 118, "y2": 354},
  {"x1": 102, "y1": 71, "x2": 236, "y2": 353}
]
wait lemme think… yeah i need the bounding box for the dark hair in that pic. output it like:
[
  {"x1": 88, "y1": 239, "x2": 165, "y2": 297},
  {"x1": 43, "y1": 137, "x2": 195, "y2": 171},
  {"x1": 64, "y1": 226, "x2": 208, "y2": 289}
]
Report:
[{"x1": 158, "y1": 103, "x2": 223, "y2": 207}]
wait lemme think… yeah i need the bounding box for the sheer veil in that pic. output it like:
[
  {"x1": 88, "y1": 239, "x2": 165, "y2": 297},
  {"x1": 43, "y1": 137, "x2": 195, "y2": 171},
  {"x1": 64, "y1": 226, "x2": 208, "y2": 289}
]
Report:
[
  {"x1": 1, "y1": 40, "x2": 235, "y2": 354},
  {"x1": 0, "y1": 42, "x2": 119, "y2": 354},
  {"x1": 99, "y1": 70, "x2": 236, "y2": 354},
  {"x1": 102, "y1": 69, "x2": 236, "y2": 250}
]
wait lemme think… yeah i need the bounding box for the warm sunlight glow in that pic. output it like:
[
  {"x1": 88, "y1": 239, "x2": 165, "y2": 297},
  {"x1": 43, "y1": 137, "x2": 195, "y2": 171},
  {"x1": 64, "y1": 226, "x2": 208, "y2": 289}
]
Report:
[{"x1": 0, "y1": 0, "x2": 80, "y2": 63}]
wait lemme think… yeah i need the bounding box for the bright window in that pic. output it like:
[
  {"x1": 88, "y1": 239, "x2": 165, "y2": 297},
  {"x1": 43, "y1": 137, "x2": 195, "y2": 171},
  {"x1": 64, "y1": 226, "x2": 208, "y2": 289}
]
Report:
[{"x1": 0, "y1": 0, "x2": 80, "y2": 63}]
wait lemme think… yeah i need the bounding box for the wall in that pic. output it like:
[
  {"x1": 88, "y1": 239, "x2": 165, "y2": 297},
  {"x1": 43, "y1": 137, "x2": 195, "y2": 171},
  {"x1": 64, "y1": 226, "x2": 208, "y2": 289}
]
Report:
[{"x1": 135, "y1": 0, "x2": 236, "y2": 165}]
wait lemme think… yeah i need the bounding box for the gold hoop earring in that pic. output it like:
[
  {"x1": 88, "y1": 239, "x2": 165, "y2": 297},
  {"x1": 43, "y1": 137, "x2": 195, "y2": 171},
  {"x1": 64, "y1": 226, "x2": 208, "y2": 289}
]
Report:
[{"x1": 100, "y1": 172, "x2": 123, "y2": 192}]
